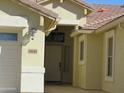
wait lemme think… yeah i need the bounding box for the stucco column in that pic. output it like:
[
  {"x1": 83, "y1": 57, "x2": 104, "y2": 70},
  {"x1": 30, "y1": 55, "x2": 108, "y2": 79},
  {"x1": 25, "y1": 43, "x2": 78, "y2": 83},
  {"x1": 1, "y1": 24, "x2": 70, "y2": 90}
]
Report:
[
  {"x1": 21, "y1": 29, "x2": 45, "y2": 93},
  {"x1": 73, "y1": 37, "x2": 78, "y2": 87}
]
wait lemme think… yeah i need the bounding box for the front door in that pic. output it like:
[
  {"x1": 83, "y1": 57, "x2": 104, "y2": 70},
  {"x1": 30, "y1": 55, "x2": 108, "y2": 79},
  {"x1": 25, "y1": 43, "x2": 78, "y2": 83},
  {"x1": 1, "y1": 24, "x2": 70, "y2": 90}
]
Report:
[{"x1": 45, "y1": 45, "x2": 62, "y2": 82}]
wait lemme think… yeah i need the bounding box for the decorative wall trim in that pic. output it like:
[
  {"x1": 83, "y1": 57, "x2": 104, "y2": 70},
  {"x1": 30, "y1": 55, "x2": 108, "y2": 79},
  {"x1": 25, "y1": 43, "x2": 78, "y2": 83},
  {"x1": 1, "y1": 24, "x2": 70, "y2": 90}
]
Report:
[
  {"x1": 22, "y1": 67, "x2": 45, "y2": 74},
  {"x1": 59, "y1": 19, "x2": 79, "y2": 26}
]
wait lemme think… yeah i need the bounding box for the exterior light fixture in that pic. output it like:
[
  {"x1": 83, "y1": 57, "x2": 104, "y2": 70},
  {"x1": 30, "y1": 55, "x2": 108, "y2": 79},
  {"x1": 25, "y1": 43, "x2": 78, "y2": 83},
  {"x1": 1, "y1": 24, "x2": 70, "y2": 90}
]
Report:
[{"x1": 29, "y1": 28, "x2": 37, "y2": 40}]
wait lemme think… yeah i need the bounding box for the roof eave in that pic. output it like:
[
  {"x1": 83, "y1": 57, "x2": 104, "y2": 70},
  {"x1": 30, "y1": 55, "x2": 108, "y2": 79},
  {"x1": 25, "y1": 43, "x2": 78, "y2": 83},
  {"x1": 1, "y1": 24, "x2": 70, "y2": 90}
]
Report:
[
  {"x1": 70, "y1": 29, "x2": 94, "y2": 37},
  {"x1": 71, "y1": 0, "x2": 94, "y2": 11},
  {"x1": 11, "y1": 0, "x2": 60, "y2": 35},
  {"x1": 95, "y1": 15, "x2": 124, "y2": 33},
  {"x1": 71, "y1": 15, "x2": 124, "y2": 36},
  {"x1": 11, "y1": 0, "x2": 60, "y2": 20}
]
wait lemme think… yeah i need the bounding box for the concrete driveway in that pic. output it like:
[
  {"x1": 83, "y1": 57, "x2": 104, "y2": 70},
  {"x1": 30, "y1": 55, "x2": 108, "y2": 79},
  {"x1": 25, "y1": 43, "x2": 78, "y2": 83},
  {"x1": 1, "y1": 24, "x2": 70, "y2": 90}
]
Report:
[{"x1": 45, "y1": 85, "x2": 108, "y2": 93}]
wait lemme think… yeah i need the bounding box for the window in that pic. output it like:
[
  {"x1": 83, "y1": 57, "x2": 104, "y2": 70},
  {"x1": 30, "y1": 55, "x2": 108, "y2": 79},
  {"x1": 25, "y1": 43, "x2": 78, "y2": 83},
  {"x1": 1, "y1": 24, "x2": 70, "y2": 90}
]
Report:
[
  {"x1": 105, "y1": 31, "x2": 114, "y2": 81},
  {"x1": 46, "y1": 32, "x2": 65, "y2": 43},
  {"x1": 107, "y1": 37, "x2": 113, "y2": 77},
  {"x1": 46, "y1": 28, "x2": 65, "y2": 43},
  {"x1": 0, "y1": 33, "x2": 17, "y2": 41},
  {"x1": 79, "y1": 35, "x2": 86, "y2": 64},
  {"x1": 80, "y1": 41, "x2": 84, "y2": 61}
]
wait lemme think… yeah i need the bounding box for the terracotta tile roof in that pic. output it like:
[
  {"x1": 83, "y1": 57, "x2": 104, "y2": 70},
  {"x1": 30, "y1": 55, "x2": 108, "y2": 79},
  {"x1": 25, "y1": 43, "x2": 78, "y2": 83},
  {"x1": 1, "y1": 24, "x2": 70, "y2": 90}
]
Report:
[
  {"x1": 13, "y1": 0, "x2": 59, "y2": 19},
  {"x1": 82, "y1": 4, "x2": 124, "y2": 30}
]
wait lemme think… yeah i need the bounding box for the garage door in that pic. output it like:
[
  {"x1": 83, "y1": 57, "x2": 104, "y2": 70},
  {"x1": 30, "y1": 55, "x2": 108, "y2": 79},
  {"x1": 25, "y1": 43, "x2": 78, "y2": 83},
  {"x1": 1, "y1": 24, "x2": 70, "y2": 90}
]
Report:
[{"x1": 0, "y1": 33, "x2": 21, "y2": 93}]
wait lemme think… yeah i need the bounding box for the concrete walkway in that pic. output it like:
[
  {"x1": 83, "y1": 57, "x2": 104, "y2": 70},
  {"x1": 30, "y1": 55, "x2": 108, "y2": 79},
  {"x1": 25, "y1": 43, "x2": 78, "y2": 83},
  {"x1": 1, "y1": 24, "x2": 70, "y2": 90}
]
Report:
[{"x1": 45, "y1": 85, "x2": 108, "y2": 93}]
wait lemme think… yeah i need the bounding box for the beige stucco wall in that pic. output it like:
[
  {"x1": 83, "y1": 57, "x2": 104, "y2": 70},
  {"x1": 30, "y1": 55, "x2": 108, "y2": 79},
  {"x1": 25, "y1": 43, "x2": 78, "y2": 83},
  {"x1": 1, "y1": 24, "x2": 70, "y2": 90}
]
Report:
[
  {"x1": 102, "y1": 25, "x2": 124, "y2": 93},
  {"x1": 0, "y1": 0, "x2": 46, "y2": 92},
  {"x1": 73, "y1": 33, "x2": 103, "y2": 89},
  {"x1": 73, "y1": 37, "x2": 79, "y2": 87},
  {"x1": 73, "y1": 34, "x2": 87, "y2": 88},
  {"x1": 41, "y1": 0, "x2": 87, "y2": 25},
  {"x1": 0, "y1": 0, "x2": 44, "y2": 67},
  {"x1": 74, "y1": 24, "x2": 124, "y2": 92},
  {"x1": 86, "y1": 34, "x2": 103, "y2": 89}
]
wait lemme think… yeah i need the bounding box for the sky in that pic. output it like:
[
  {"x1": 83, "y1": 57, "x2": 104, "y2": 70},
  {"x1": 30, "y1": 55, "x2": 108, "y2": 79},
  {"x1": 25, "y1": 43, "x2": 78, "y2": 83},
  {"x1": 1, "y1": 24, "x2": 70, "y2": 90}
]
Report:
[{"x1": 84, "y1": 0, "x2": 124, "y2": 5}]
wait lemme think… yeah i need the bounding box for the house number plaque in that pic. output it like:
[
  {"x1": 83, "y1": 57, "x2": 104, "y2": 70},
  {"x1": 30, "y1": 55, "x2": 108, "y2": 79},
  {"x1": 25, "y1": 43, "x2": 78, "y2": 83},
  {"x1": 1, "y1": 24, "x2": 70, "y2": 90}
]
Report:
[{"x1": 28, "y1": 49, "x2": 37, "y2": 54}]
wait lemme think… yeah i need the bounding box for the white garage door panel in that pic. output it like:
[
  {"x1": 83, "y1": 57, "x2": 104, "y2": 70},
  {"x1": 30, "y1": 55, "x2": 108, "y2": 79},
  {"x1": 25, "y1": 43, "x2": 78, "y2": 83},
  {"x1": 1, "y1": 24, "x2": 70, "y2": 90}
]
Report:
[
  {"x1": 0, "y1": 46, "x2": 19, "y2": 57},
  {"x1": 0, "y1": 43, "x2": 21, "y2": 92}
]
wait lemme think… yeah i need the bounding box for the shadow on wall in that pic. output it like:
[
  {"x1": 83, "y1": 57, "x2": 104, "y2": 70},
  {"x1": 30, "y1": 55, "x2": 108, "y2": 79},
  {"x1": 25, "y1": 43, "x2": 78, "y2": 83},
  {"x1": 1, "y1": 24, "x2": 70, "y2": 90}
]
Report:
[
  {"x1": 0, "y1": 0, "x2": 42, "y2": 45},
  {"x1": 42, "y1": 0, "x2": 85, "y2": 19}
]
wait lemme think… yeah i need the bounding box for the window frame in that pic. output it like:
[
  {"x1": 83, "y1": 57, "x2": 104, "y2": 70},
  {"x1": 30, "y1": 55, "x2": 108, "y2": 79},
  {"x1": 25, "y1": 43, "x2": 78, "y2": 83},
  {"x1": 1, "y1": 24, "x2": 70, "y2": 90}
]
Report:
[
  {"x1": 105, "y1": 30, "x2": 115, "y2": 81},
  {"x1": 78, "y1": 35, "x2": 86, "y2": 65}
]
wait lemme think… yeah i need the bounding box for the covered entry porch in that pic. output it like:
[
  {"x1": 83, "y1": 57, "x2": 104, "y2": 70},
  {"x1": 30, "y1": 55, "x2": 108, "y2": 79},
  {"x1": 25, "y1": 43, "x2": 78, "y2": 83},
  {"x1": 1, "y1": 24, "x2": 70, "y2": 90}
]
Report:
[
  {"x1": 45, "y1": 25, "x2": 75, "y2": 85},
  {"x1": 45, "y1": 85, "x2": 108, "y2": 93}
]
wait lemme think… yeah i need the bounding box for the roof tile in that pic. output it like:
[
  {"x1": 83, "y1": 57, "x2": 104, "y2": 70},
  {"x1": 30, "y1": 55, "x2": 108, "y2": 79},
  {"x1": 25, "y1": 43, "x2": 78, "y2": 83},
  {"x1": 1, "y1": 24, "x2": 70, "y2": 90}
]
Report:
[{"x1": 82, "y1": 4, "x2": 124, "y2": 30}]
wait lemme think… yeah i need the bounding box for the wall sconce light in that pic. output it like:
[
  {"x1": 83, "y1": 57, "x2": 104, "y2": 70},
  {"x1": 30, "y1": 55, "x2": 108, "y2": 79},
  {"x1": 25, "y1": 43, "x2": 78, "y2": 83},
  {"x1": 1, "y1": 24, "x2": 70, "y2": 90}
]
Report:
[{"x1": 29, "y1": 28, "x2": 37, "y2": 40}]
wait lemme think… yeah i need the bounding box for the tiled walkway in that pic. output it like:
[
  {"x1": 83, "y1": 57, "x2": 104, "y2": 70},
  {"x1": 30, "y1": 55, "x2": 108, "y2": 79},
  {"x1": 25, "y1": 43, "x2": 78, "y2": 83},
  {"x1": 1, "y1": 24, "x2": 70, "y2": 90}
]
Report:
[{"x1": 45, "y1": 85, "x2": 108, "y2": 93}]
